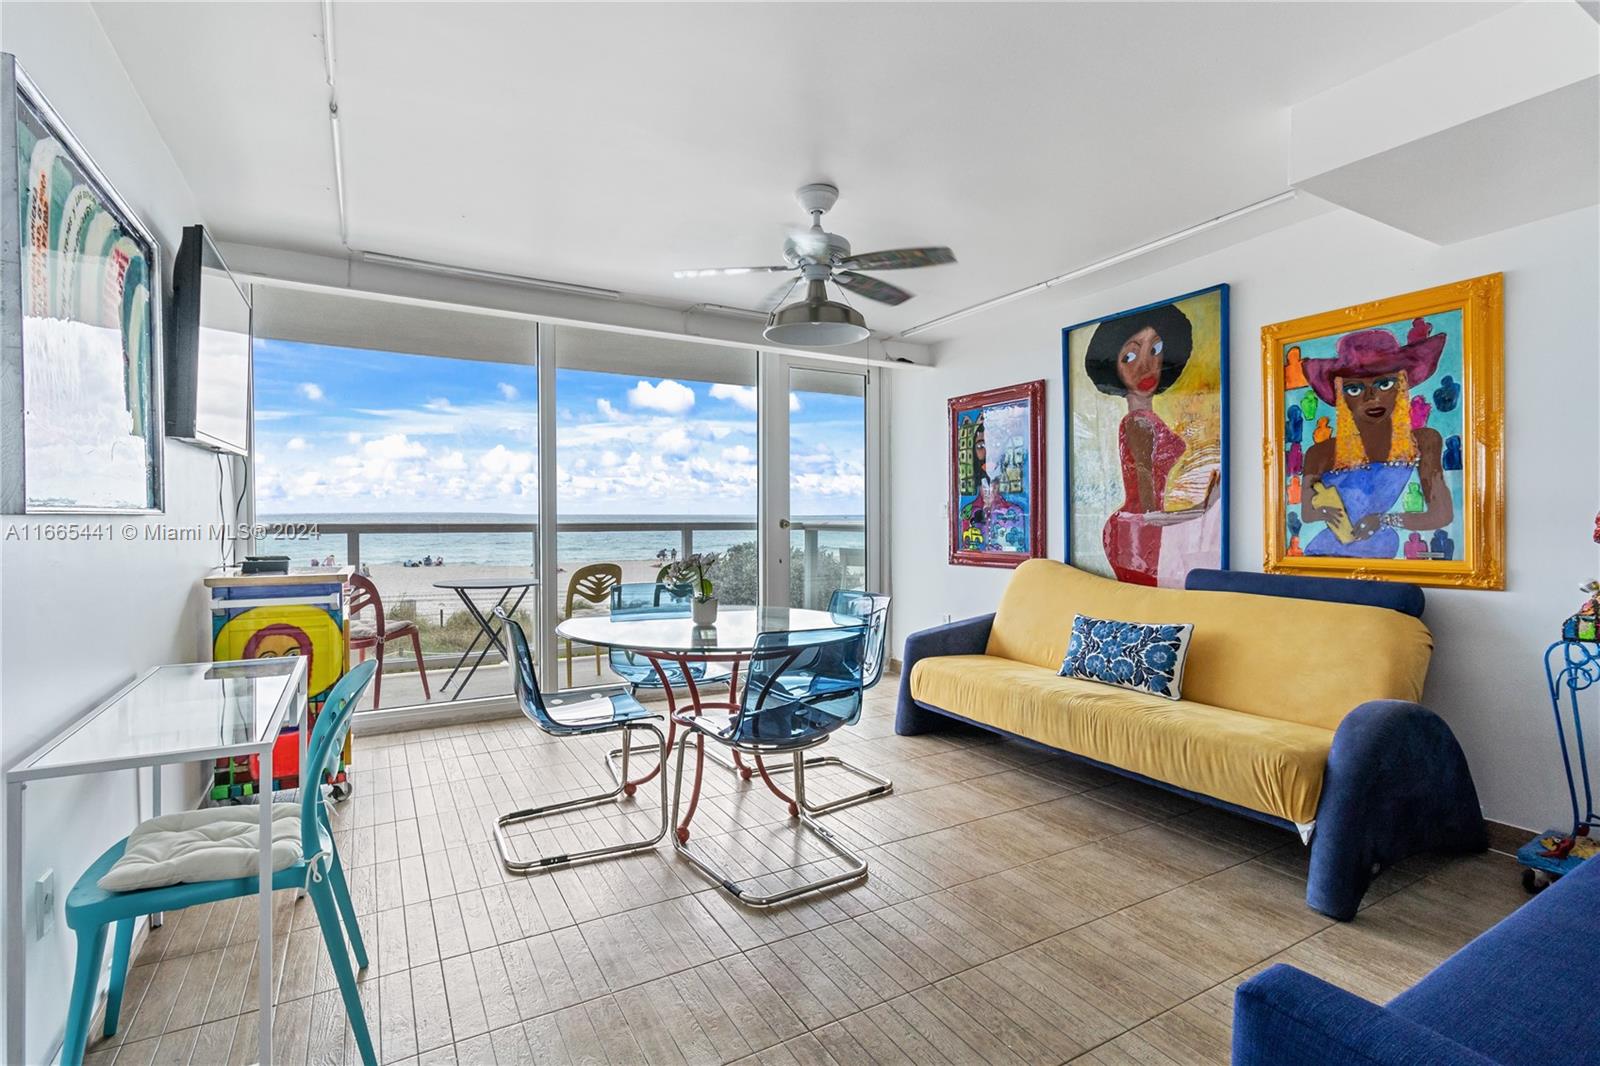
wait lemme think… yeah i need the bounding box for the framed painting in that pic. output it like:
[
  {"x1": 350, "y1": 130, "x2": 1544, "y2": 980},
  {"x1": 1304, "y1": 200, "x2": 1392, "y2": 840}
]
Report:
[
  {"x1": 1062, "y1": 284, "x2": 1228, "y2": 587},
  {"x1": 1261, "y1": 273, "x2": 1504, "y2": 589},
  {"x1": 0, "y1": 54, "x2": 164, "y2": 513},
  {"x1": 948, "y1": 379, "x2": 1045, "y2": 567}
]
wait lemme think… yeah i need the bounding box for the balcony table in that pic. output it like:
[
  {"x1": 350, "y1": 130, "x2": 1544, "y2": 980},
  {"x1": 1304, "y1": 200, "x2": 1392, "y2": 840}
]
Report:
[
  {"x1": 553, "y1": 607, "x2": 859, "y2": 820},
  {"x1": 432, "y1": 575, "x2": 541, "y2": 699},
  {"x1": 4, "y1": 657, "x2": 308, "y2": 1066}
]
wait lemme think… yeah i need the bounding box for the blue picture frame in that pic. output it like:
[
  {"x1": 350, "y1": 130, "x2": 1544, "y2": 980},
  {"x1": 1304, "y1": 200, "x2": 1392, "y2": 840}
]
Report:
[{"x1": 1060, "y1": 283, "x2": 1230, "y2": 586}]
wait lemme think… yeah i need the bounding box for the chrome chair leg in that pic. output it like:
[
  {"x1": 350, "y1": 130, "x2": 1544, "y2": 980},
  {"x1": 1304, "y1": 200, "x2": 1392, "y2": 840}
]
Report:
[
  {"x1": 495, "y1": 721, "x2": 669, "y2": 874},
  {"x1": 757, "y1": 752, "x2": 893, "y2": 815},
  {"x1": 670, "y1": 734, "x2": 869, "y2": 906}
]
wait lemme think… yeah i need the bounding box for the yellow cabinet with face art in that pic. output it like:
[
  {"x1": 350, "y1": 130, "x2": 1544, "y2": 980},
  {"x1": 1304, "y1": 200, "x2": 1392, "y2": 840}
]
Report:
[{"x1": 205, "y1": 569, "x2": 353, "y2": 801}]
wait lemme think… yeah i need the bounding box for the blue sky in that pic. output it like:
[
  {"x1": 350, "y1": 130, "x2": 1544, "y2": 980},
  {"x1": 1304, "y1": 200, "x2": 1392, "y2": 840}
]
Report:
[{"x1": 252, "y1": 339, "x2": 865, "y2": 517}]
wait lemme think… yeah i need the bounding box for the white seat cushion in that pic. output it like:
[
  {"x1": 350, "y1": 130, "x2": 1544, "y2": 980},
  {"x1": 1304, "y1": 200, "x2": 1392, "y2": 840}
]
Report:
[{"x1": 98, "y1": 803, "x2": 304, "y2": 892}]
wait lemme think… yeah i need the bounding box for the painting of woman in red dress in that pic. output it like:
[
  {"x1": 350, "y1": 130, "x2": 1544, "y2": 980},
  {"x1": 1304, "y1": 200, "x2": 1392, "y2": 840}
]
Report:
[{"x1": 1065, "y1": 287, "x2": 1227, "y2": 587}]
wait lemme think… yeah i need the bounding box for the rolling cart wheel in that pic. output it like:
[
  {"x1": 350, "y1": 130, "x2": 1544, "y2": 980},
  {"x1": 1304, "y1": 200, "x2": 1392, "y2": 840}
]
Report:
[
  {"x1": 330, "y1": 780, "x2": 353, "y2": 802},
  {"x1": 1523, "y1": 868, "x2": 1556, "y2": 894}
]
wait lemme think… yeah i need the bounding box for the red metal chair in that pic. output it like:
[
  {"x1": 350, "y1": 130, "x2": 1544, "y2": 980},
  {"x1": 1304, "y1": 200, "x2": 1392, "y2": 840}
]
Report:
[{"x1": 346, "y1": 574, "x2": 429, "y2": 709}]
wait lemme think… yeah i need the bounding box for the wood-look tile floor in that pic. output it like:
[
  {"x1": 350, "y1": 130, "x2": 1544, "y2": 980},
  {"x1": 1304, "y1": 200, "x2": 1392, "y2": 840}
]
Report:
[{"x1": 87, "y1": 678, "x2": 1528, "y2": 1065}]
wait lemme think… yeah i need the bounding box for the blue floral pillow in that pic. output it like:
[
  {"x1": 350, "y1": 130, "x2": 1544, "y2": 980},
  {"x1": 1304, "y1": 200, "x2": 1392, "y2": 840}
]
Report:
[{"x1": 1059, "y1": 614, "x2": 1193, "y2": 700}]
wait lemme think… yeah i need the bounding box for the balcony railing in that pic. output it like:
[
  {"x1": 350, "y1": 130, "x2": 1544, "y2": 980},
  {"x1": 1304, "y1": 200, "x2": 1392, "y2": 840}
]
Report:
[{"x1": 258, "y1": 515, "x2": 866, "y2": 619}]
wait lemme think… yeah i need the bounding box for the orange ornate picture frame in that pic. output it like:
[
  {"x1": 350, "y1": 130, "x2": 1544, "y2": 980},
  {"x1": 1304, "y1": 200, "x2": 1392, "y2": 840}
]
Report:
[{"x1": 1261, "y1": 274, "x2": 1504, "y2": 589}]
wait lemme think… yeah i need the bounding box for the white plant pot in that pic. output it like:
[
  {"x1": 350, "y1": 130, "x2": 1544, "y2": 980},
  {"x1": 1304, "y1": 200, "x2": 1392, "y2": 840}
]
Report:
[{"x1": 692, "y1": 596, "x2": 719, "y2": 626}]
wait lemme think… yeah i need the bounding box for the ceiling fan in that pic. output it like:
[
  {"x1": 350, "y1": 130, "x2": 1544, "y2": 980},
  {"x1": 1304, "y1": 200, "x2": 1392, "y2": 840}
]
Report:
[{"x1": 673, "y1": 182, "x2": 956, "y2": 347}]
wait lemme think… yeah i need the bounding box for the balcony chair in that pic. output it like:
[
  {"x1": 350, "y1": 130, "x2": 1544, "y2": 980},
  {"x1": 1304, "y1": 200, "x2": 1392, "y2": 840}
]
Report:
[
  {"x1": 491, "y1": 609, "x2": 669, "y2": 874},
  {"x1": 670, "y1": 625, "x2": 871, "y2": 906},
  {"x1": 561, "y1": 562, "x2": 622, "y2": 686},
  {"x1": 61, "y1": 660, "x2": 380, "y2": 1066},
  {"x1": 346, "y1": 573, "x2": 428, "y2": 709},
  {"x1": 759, "y1": 589, "x2": 894, "y2": 814}
]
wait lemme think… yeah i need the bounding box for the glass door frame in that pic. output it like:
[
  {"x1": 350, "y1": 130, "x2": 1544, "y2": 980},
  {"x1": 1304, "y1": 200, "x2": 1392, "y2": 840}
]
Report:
[{"x1": 755, "y1": 352, "x2": 885, "y2": 610}]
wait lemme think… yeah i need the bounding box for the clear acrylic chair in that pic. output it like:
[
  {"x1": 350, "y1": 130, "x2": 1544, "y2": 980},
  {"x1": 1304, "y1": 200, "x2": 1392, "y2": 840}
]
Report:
[
  {"x1": 606, "y1": 581, "x2": 732, "y2": 694},
  {"x1": 491, "y1": 609, "x2": 669, "y2": 874},
  {"x1": 760, "y1": 589, "x2": 894, "y2": 814},
  {"x1": 62, "y1": 660, "x2": 379, "y2": 1066},
  {"x1": 670, "y1": 625, "x2": 871, "y2": 906}
]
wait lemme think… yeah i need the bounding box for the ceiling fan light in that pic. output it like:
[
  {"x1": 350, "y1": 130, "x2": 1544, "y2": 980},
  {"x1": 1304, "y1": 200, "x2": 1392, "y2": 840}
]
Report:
[{"x1": 763, "y1": 282, "x2": 870, "y2": 348}]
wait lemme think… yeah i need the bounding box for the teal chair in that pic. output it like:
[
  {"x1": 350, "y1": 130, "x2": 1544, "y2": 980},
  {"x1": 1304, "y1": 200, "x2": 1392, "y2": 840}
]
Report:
[{"x1": 61, "y1": 660, "x2": 379, "y2": 1066}]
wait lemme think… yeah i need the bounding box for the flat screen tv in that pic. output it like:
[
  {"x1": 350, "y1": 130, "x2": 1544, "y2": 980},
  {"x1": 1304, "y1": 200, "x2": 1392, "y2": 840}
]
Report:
[{"x1": 167, "y1": 224, "x2": 250, "y2": 454}]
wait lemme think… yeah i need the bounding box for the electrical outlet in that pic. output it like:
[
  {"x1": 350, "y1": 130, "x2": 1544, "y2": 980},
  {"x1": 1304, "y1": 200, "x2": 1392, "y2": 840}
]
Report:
[{"x1": 34, "y1": 869, "x2": 55, "y2": 940}]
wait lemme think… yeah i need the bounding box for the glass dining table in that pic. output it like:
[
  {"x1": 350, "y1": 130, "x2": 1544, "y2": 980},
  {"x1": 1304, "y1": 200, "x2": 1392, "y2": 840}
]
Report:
[
  {"x1": 553, "y1": 606, "x2": 858, "y2": 797},
  {"x1": 3, "y1": 657, "x2": 308, "y2": 1066}
]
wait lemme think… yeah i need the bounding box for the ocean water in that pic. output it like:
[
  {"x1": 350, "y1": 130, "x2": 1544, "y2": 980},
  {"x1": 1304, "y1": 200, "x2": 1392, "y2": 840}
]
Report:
[{"x1": 256, "y1": 512, "x2": 863, "y2": 568}]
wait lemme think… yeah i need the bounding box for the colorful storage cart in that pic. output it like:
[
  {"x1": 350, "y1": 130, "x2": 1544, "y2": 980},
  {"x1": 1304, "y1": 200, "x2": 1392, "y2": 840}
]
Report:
[{"x1": 203, "y1": 569, "x2": 354, "y2": 801}]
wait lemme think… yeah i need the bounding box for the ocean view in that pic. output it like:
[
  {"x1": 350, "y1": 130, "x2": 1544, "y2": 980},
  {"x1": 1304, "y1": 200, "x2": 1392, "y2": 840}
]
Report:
[{"x1": 254, "y1": 512, "x2": 864, "y2": 569}]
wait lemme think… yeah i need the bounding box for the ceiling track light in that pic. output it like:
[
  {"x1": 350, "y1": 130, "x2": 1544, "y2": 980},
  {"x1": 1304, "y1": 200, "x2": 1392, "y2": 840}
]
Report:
[
  {"x1": 360, "y1": 251, "x2": 623, "y2": 300},
  {"x1": 320, "y1": 0, "x2": 349, "y2": 248},
  {"x1": 899, "y1": 190, "x2": 1298, "y2": 339}
]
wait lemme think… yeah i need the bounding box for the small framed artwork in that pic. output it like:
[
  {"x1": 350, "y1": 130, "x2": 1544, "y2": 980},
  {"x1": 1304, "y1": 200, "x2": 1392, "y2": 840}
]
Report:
[
  {"x1": 1062, "y1": 284, "x2": 1228, "y2": 587},
  {"x1": 948, "y1": 379, "x2": 1045, "y2": 567},
  {"x1": 1, "y1": 54, "x2": 164, "y2": 513},
  {"x1": 1261, "y1": 273, "x2": 1504, "y2": 589}
]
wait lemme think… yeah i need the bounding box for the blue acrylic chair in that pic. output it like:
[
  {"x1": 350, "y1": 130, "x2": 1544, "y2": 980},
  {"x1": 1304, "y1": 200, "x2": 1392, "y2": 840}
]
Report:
[
  {"x1": 606, "y1": 581, "x2": 732, "y2": 693},
  {"x1": 762, "y1": 590, "x2": 894, "y2": 814},
  {"x1": 492, "y1": 609, "x2": 669, "y2": 874},
  {"x1": 670, "y1": 625, "x2": 871, "y2": 906},
  {"x1": 62, "y1": 660, "x2": 379, "y2": 1066}
]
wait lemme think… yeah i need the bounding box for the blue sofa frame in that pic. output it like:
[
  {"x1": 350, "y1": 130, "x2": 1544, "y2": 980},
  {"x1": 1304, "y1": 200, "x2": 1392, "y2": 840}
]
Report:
[
  {"x1": 1234, "y1": 849, "x2": 1600, "y2": 1065},
  {"x1": 895, "y1": 568, "x2": 1487, "y2": 920}
]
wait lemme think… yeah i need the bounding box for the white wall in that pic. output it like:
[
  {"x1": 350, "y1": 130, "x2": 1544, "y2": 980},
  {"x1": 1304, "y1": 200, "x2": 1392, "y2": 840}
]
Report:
[
  {"x1": 890, "y1": 203, "x2": 1600, "y2": 834},
  {"x1": 0, "y1": 5, "x2": 231, "y2": 1061}
]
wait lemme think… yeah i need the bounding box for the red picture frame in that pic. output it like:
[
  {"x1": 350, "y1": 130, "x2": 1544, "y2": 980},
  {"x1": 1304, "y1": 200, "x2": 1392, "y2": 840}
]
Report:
[{"x1": 948, "y1": 380, "x2": 1046, "y2": 567}]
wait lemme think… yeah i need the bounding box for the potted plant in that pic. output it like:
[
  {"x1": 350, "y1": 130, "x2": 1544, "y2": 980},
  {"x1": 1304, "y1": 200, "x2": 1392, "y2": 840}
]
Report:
[{"x1": 663, "y1": 551, "x2": 721, "y2": 625}]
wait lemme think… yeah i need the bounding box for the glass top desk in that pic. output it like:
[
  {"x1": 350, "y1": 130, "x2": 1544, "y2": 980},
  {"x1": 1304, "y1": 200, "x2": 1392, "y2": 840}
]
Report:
[{"x1": 4, "y1": 657, "x2": 308, "y2": 1066}]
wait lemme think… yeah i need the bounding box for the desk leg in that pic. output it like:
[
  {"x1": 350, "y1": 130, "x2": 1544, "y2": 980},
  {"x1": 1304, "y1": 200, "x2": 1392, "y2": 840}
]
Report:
[
  {"x1": 296, "y1": 708, "x2": 309, "y2": 900},
  {"x1": 453, "y1": 586, "x2": 526, "y2": 697},
  {"x1": 257, "y1": 758, "x2": 274, "y2": 1066},
  {"x1": 5, "y1": 781, "x2": 25, "y2": 1066},
  {"x1": 150, "y1": 768, "x2": 163, "y2": 928}
]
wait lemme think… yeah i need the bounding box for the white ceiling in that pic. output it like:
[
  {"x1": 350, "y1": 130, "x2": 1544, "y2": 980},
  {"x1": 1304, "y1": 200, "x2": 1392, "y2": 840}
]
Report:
[{"x1": 92, "y1": 1, "x2": 1512, "y2": 335}]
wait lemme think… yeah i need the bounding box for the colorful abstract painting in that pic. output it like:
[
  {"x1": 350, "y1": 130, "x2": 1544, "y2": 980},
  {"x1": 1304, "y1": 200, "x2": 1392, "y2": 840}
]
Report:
[
  {"x1": 948, "y1": 380, "x2": 1045, "y2": 567},
  {"x1": 1062, "y1": 285, "x2": 1228, "y2": 587},
  {"x1": 4, "y1": 58, "x2": 161, "y2": 512},
  {"x1": 1262, "y1": 275, "x2": 1504, "y2": 588}
]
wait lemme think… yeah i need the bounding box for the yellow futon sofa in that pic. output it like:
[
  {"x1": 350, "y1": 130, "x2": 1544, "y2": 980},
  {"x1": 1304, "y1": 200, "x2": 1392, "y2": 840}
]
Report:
[{"x1": 896, "y1": 560, "x2": 1486, "y2": 919}]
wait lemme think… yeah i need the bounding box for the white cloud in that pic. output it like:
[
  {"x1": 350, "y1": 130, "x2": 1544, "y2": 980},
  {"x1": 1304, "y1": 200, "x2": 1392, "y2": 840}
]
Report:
[
  {"x1": 723, "y1": 444, "x2": 755, "y2": 463},
  {"x1": 497, "y1": 382, "x2": 519, "y2": 400},
  {"x1": 435, "y1": 450, "x2": 467, "y2": 471},
  {"x1": 709, "y1": 383, "x2": 757, "y2": 412},
  {"x1": 706, "y1": 383, "x2": 799, "y2": 413},
  {"x1": 345, "y1": 431, "x2": 363, "y2": 445},
  {"x1": 423, "y1": 397, "x2": 453, "y2": 411},
  {"x1": 655, "y1": 426, "x2": 694, "y2": 455},
  {"x1": 597, "y1": 397, "x2": 621, "y2": 420},
  {"x1": 628, "y1": 379, "x2": 696, "y2": 414},
  {"x1": 299, "y1": 382, "x2": 324, "y2": 401},
  {"x1": 286, "y1": 437, "x2": 307, "y2": 451},
  {"x1": 480, "y1": 444, "x2": 535, "y2": 476}
]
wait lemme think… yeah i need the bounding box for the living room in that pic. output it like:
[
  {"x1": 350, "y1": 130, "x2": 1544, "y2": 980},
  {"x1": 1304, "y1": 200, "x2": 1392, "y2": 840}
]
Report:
[{"x1": 1, "y1": 3, "x2": 1597, "y2": 1065}]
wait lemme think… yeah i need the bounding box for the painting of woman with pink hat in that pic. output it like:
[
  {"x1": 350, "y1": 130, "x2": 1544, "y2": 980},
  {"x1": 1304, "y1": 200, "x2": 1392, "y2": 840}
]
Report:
[
  {"x1": 1263, "y1": 273, "x2": 1503, "y2": 588},
  {"x1": 1297, "y1": 315, "x2": 1458, "y2": 559}
]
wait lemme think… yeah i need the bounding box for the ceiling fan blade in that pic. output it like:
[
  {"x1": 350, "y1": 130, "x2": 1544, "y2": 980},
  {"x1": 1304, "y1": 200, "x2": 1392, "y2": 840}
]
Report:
[
  {"x1": 672, "y1": 265, "x2": 793, "y2": 279},
  {"x1": 838, "y1": 246, "x2": 956, "y2": 271},
  {"x1": 835, "y1": 271, "x2": 913, "y2": 306}
]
